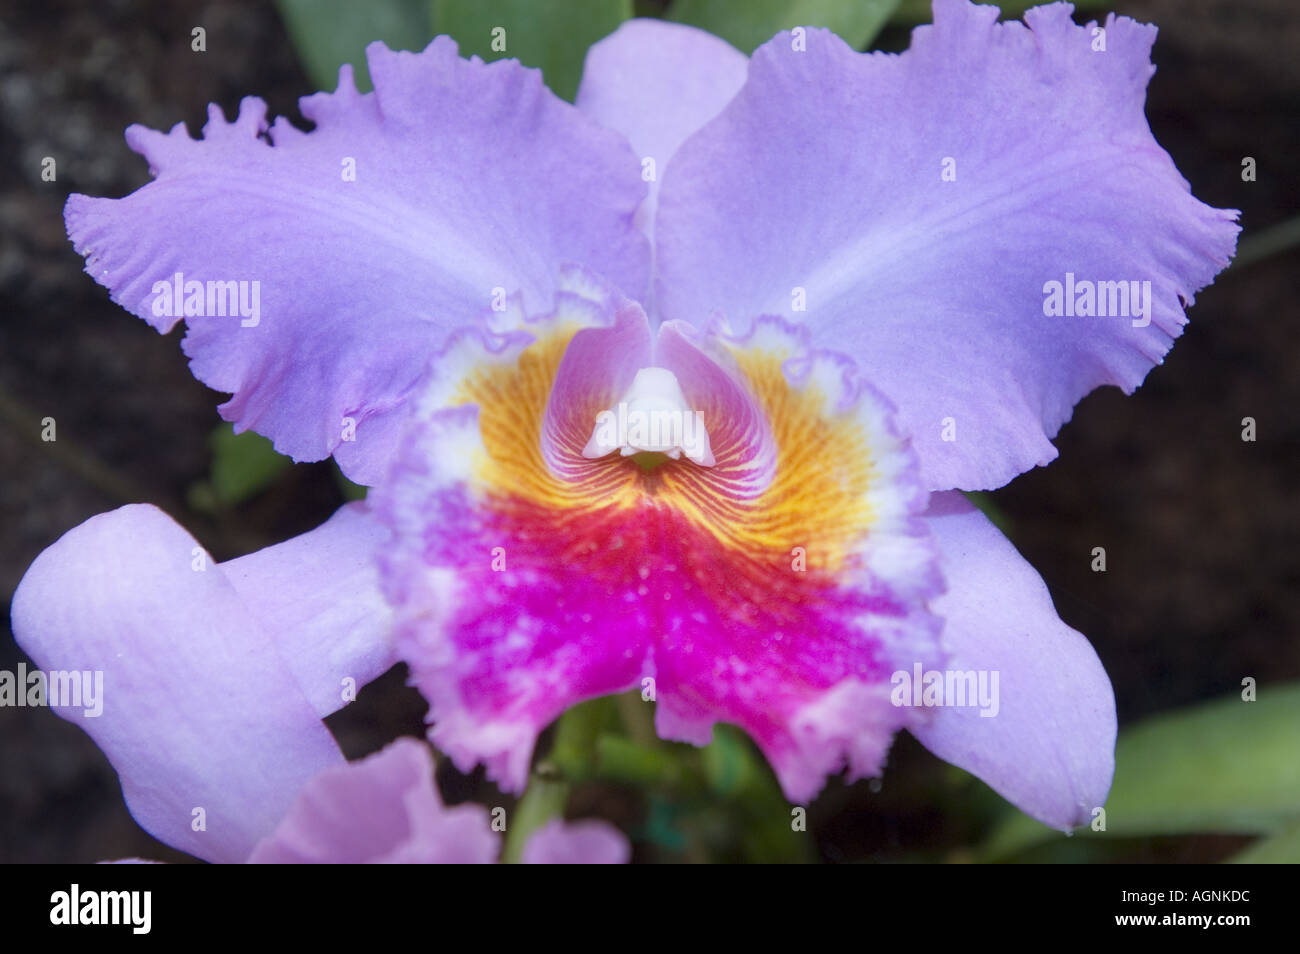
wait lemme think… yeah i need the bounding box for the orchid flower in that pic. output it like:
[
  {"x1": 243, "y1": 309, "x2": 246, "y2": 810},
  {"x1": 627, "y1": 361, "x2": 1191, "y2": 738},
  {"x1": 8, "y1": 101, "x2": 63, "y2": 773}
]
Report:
[{"x1": 14, "y1": 1, "x2": 1238, "y2": 861}]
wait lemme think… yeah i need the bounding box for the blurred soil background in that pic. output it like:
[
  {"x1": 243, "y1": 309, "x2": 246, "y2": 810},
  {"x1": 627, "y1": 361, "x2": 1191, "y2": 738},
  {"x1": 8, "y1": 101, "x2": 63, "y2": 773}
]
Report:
[{"x1": 0, "y1": 0, "x2": 1296, "y2": 862}]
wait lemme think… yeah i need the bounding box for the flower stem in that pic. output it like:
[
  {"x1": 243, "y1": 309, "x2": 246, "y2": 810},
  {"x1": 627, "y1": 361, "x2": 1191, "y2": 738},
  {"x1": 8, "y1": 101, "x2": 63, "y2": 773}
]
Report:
[{"x1": 501, "y1": 770, "x2": 568, "y2": 864}]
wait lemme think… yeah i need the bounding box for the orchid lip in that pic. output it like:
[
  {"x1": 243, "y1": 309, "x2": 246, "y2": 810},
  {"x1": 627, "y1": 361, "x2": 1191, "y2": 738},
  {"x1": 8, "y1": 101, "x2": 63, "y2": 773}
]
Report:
[{"x1": 581, "y1": 366, "x2": 716, "y2": 466}]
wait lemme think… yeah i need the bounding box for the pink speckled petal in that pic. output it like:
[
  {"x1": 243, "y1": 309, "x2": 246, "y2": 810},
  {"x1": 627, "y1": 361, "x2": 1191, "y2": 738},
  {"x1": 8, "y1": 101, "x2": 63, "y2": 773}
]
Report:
[{"x1": 645, "y1": 323, "x2": 945, "y2": 802}]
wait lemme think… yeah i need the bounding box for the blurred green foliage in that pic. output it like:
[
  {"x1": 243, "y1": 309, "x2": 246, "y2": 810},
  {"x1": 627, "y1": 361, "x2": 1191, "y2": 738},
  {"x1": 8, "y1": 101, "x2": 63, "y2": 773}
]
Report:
[
  {"x1": 188, "y1": 423, "x2": 292, "y2": 511},
  {"x1": 275, "y1": 0, "x2": 917, "y2": 106},
  {"x1": 275, "y1": 0, "x2": 432, "y2": 91},
  {"x1": 891, "y1": 0, "x2": 1113, "y2": 22},
  {"x1": 434, "y1": 0, "x2": 633, "y2": 102},
  {"x1": 1227, "y1": 819, "x2": 1300, "y2": 863},
  {"x1": 542, "y1": 693, "x2": 815, "y2": 862},
  {"x1": 982, "y1": 684, "x2": 1300, "y2": 862},
  {"x1": 671, "y1": 0, "x2": 900, "y2": 53}
]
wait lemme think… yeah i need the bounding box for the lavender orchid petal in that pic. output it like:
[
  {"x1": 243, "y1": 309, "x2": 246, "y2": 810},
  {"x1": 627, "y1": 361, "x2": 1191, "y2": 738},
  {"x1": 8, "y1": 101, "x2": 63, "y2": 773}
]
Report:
[
  {"x1": 65, "y1": 38, "x2": 649, "y2": 484},
  {"x1": 655, "y1": 0, "x2": 1239, "y2": 490},
  {"x1": 10, "y1": 505, "x2": 345, "y2": 863},
  {"x1": 222, "y1": 501, "x2": 396, "y2": 717},
  {"x1": 521, "y1": 818, "x2": 631, "y2": 864},
  {"x1": 576, "y1": 18, "x2": 748, "y2": 255},
  {"x1": 911, "y1": 492, "x2": 1116, "y2": 830},
  {"x1": 247, "y1": 738, "x2": 498, "y2": 864}
]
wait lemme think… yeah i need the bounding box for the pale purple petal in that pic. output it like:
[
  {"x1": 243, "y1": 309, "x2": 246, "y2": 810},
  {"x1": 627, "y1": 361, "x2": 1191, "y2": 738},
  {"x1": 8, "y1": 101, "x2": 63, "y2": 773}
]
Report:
[
  {"x1": 10, "y1": 505, "x2": 344, "y2": 862},
  {"x1": 576, "y1": 18, "x2": 748, "y2": 258},
  {"x1": 522, "y1": 819, "x2": 630, "y2": 864},
  {"x1": 221, "y1": 501, "x2": 396, "y2": 717},
  {"x1": 248, "y1": 738, "x2": 498, "y2": 864},
  {"x1": 576, "y1": 19, "x2": 747, "y2": 176},
  {"x1": 656, "y1": 0, "x2": 1239, "y2": 491},
  {"x1": 66, "y1": 38, "x2": 648, "y2": 485},
  {"x1": 910, "y1": 492, "x2": 1116, "y2": 830}
]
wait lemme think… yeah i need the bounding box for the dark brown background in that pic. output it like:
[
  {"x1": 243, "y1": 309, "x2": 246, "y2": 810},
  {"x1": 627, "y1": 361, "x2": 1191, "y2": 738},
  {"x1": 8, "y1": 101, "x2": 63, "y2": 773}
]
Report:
[{"x1": 0, "y1": 0, "x2": 1295, "y2": 862}]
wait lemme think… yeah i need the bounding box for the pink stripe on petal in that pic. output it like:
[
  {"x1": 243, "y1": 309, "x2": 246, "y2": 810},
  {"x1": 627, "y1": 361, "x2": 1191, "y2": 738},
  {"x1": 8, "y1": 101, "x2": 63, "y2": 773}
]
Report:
[
  {"x1": 541, "y1": 293, "x2": 653, "y2": 479},
  {"x1": 656, "y1": 319, "x2": 778, "y2": 499}
]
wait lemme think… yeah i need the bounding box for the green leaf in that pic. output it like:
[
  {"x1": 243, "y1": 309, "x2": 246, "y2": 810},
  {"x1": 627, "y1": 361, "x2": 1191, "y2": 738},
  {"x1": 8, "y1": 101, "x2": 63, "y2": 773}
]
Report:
[
  {"x1": 275, "y1": 0, "x2": 433, "y2": 92},
  {"x1": 700, "y1": 726, "x2": 816, "y2": 863},
  {"x1": 500, "y1": 774, "x2": 569, "y2": 864},
  {"x1": 188, "y1": 423, "x2": 292, "y2": 511},
  {"x1": 596, "y1": 735, "x2": 688, "y2": 788},
  {"x1": 982, "y1": 684, "x2": 1300, "y2": 860},
  {"x1": 1227, "y1": 819, "x2": 1300, "y2": 864},
  {"x1": 1233, "y1": 215, "x2": 1300, "y2": 271},
  {"x1": 546, "y1": 695, "x2": 624, "y2": 782},
  {"x1": 890, "y1": 0, "x2": 1113, "y2": 25},
  {"x1": 332, "y1": 461, "x2": 368, "y2": 501},
  {"x1": 962, "y1": 491, "x2": 1013, "y2": 538},
  {"x1": 702, "y1": 723, "x2": 754, "y2": 796},
  {"x1": 669, "y1": 0, "x2": 901, "y2": 54},
  {"x1": 433, "y1": 0, "x2": 633, "y2": 102}
]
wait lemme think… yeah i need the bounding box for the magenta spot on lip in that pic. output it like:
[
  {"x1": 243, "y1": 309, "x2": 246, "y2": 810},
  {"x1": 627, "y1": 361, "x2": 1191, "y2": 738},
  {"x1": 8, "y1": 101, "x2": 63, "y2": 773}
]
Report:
[{"x1": 400, "y1": 488, "x2": 914, "y2": 785}]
